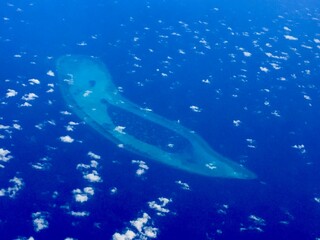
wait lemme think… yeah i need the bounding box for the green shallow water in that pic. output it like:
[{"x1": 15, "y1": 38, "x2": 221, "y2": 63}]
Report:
[{"x1": 56, "y1": 55, "x2": 256, "y2": 179}]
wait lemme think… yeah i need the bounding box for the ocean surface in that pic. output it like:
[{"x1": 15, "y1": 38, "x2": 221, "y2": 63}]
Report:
[{"x1": 0, "y1": 0, "x2": 319, "y2": 239}]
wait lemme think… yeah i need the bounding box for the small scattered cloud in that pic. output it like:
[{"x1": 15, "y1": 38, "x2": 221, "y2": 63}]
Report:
[
  {"x1": 239, "y1": 214, "x2": 266, "y2": 233},
  {"x1": 12, "y1": 123, "x2": 22, "y2": 130},
  {"x1": 148, "y1": 197, "x2": 172, "y2": 216},
  {"x1": 60, "y1": 111, "x2": 72, "y2": 115},
  {"x1": 284, "y1": 35, "x2": 298, "y2": 41},
  {"x1": 202, "y1": 79, "x2": 211, "y2": 84},
  {"x1": 175, "y1": 180, "x2": 191, "y2": 191},
  {"x1": 28, "y1": 78, "x2": 40, "y2": 85},
  {"x1": 83, "y1": 170, "x2": 102, "y2": 182},
  {"x1": 259, "y1": 67, "x2": 269, "y2": 73},
  {"x1": 132, "y1": 160, "x2": 149, "y2": 176},
  {"x1": 65, "y1": 121, "x2": 80, "y2": 131},
  {"x1": 112, "y1": 213, "x2": 158, "y2": 240},
  {"x1": 113, "y1": 230, "x2": 136, "y2": 240},
  {"x1": 243, "y1": 51, "x2": 252, "y2": 57},
  {"x1": 46, "y1": 70, "x2": 55, "y2": 77},
  {"x1": 190, "y1": 105, "x2": 202, "y2": 112},
  {"x1": 60, "y1": 135, "x2": 74, "y2": 143},
  {"x1": 21, "y1": 93, "x2": 38, "y2": 101},
  {"x1": 32, "y1": 212, "x2": 49, "y2": 232},
  {"x1": 110, "y1": 187, "x2": 118, "y2": 195},
  {"x1": 233, "y1": 120, "x2": 241, "y2": 127},
  {"x1": 20, "y1": 102, "x2": 32, "y2": 107},
  {"x1": 114, "y1": 126, "x2": 126, "y2": 134},
  {"x1": 30, "y1": 157, "x2": 52, "y2": 171},
  {"x1": 0, "y1": 148, "x2": 12, "y2": 162},
  {"x1": 88, "y1": 151, "x2": 101, "y2": 160},
  {"x1": 72, "y1": 187, "x2": 94, "y2": 203},
  {"x1": 6, "y1": 89, "x2": 18, "y2": 98},
  {"x1": 0, "y1": 176, "x2": 24, "y2": 198},
  {"x1": 292, "y1": 144, "x2": 306, "y2": 154},
  {"x1": 69, "y1": 211, "x2": 90, "y2": 217},
  {"x1": 77, "y1": 153, "x2": 102, "y2": 183}
]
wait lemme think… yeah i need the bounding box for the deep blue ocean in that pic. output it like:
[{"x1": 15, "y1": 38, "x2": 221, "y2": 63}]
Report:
[{"x1": 0, "y1": 0, "x2": 319, "y2": 239}]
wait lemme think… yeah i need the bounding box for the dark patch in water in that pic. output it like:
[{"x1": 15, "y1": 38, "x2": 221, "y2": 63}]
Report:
[{"x1": 89, "y1": 80, "x2": 96, "y2": 88}]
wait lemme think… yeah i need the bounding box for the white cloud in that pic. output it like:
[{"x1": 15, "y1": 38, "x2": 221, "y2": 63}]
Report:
[
  {"x1": 83, "y1": 90, "x2": 92, "y2": 97},
  {"x1": 60, "y1": 135, "x2": 74, "y2": 143},
  {"x1": 65, "y1": 125, "x2": 74, "y2": 132},
  {"x1": 114, "y1": 126, "x2": 126, "y2": 134},
  {"x1": 190, "y1": 105, "x2": 202, "y2": 112},
  {"x1": 175, "y1": 180, "x2": 191, "y2": 190},
  {"x1": 32, "y1": 212, "x2": 49, "y2": 232},
  {"x1": 72, "y1": 187, "x2": 95, "y2": 203},
  {"x1": 131, "y1": 213, "x2": 150, "y2": 232},
  {"x1": 72, "y1": 189, "x2": 89, "y2": 203},
  {"x1": 30, "y1": 157, "x2": 51, "y2": 171},
  {"x1": 284, "y1": 35, "x2": 298, "y2": 41},
  {"x1": 206, "y1": 163, "x2": 217, "y2": 170},
  {"x1": 0, "y1": 124, "x2": 10, "y2": 130},
  {"x1": 270, "y1": 63, "x2": 281, "y2": 70},
  {"x1": 110, "y1": 187, "x2": 118, "y2": 195},
  {"x1": 259, "y1": 67, "x2": 269, "y2": 73},
  {"x1": 131, "y1": 213, "x2": 158, "y2": 238},
  {"x1": 13, "y1": 123, "x2": 22, "y2": 130},
  {"x1": 68, "y1": 121, "x2": 79, "y2": 126},
  {"x1": 132, "y1": 160, "x2": 149, "y2": 176},
  {"x1": 75, "y1": 194, "x2": 88, "y2": 203},
  {"x1": 271, "y1": 110, "x2": 281, "y2": 117},
  {"x1": 0, "y1": 189, "x2": 6, "y2": 196},
  {"x1": 0, "y1": 148, "x2": 12, "y2": 162},
  {"x1": 314, "y1": 38, "x2": 320, "y2": 44},
  {"x1": 28, "y1": 78, "x2": 40, "y2": 85},
  {"x1": 143, "y1": 226, "x2": 158, "y2": 238},
  {"x1": 22, "y1": 93, "x2": 38, "y2": 101},
  {"x1": 292, "y1": 144, "x2": 306, "y2": 154},
  {"x1": 69, "y1": 211, "x2": 90, "y2": 217},
  {"x1": 20, "y1": 102, "x2": 32, "y2": 107},
  {"x1": 77, "y1": 154, "x2": 102, "y2": 183},
  {"x1": 6, "y1": 89, "x2": 18, "y2": 98},
  {"x1": 283, "y1": 26, "x2": 291, "y2": 31},
  {"x1": 243, "y1": 51, "x2": 252, "y2": 57},
  {"x1": 46, "y1": 70, "x2": 55, "y2": 77},
  {"x1": 112, "y1": 230, "x2": 136, "y2": 240},
  {"x1": 76, "y1": 163, "x2": 91, "y2": 170},
  {"x1": 113, "y1": 213, "x2": 158, "y2": 239},
  {"x1": 178, "y1": 49, "x2": 186, "y2": 54},
  {"x1": 88, "y1": 151, "x2": 101, "y2": 160},
  {"x1": 77, "y1": 41, "x2": 87, "y2": 46},
  {"x1": 233, "y1": 120, "x2": 241, "y2": 127},
  {"x1": 65, "y1": 121, "x2": 79, "y2": 131},
  {"x1": 248, "y1": 214, "x2": 266, "y2": 226},
  {"x1": 246, "y1": 138, "x2": 257, "y2": 148},
  {"x1": 265, "y1": 52, "x2": 288, "y2": 60},
  {"x1": 202, "y1": 79, "x2": 211, "y2": 84},
  {"x1": 148, "y1": 197, "x2": 172, "y2": 216},
  {"x1": 83, "y1": 187, "x2": 94, "y2": 196},
  {"x1": 60, "y1": 111, "x2": 72, "y2": 115},
  {"x1": 0, "y1": 176, "x2": 24, "y2": 198},
  {"x1": 90, "y1": 160, "x2": 98, "y2": 168},
  {"x1": 31, "y1": 162, "x2": 51, "y2": 171},
  {"x1": 136, "y1": 168, "x2": 146, "y2": 176},
  {"x1": 83, "y1": 170, "x2": 102, "y2": 182}
]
